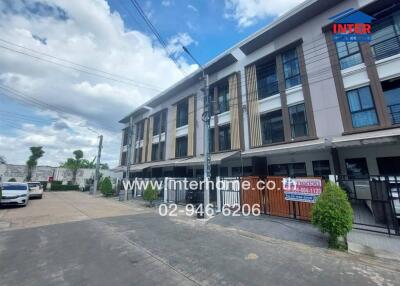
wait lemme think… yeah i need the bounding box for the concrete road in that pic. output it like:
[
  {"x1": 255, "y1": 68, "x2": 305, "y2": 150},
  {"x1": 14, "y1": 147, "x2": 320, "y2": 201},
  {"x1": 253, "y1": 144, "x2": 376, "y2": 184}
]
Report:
[{"x1": 0, "y1": 192, "x2": 399, "y2": 286}]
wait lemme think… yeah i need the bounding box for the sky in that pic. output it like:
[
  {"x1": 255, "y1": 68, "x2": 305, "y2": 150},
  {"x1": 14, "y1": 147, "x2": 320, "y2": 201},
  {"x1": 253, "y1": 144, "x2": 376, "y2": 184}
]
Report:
[{"x1": 0, "y1": 0, "x2": 305, "y2": 168}]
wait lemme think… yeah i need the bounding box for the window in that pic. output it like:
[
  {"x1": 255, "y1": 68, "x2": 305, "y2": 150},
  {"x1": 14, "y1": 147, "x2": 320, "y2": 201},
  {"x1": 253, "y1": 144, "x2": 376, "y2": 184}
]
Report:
[
  {"x1": 161, "y1": 111, "x2": 167, "y2": 133},
  {"x1": 371, "y1": 12, "x2": 400, "y2": 60},
  {"x1": 176, "y1": 99, "x2": 188, "y2": 128},
  {"x1": 135, "y1": 147, "x2": 142, "y2": 163},
  {"x1": 209, "y1": 128, "x2": 215, "y2": 153},
  {"x1": 205, "y1": 93, "x2": 214, "y2": 116},
  {"x1": 382, "y1": 78, "x2": 400, "y2": 125},
  {"x1": 268, "y1": 163, "x2": 307, "y2": 177},
  {"x1": 282, "y1": 48, "x2": 301, "y2": 89},
  {"x1": 345, "y1": 158, "x2": 369, "y2": 178},
  {"x1": 136, "y1": 121, "x2": 144, "y2": 141},
  {"x1": 151, "y1": 143, "x2": 159, "y2": 161},
  {"x1": 175, "y1": 136, "x2": 187, "y2": 157},
  {"x1": 336, "y1": 42, "x2": 363, "y2": 70},
  {"x1": 122, "y1": 128, "x2": 129, "y2": 146},
  {"x1": 217, "y1": 83, "x2": 230, "y2": 113},
  {"x1": 288, "y1": 103, "x2": 308, "y2": 138},
  {"x1": 218, "y1": 124, "x2": 231, "y2": 151},
  {"x1": 377, "y1": 157, "x2": 400, "y2": 175},
  {"x1": 260, "y1": 110, "x2": 284, "y2": 144},
  {"x1": 346, "y1": 86, "x2": 378, "y2": 128},
  {"x1": 257, "y1": 61, "x2": 279, "y2": 99},
  {"x1": 153, "y1": 113, "x2": 161, "y2": 136},
  {"x1": 121, "y1": 151, "x2": 127, "y2": 166},
  {"x1": 312, "y1": 160, "x2": 331, "y2": 180}
]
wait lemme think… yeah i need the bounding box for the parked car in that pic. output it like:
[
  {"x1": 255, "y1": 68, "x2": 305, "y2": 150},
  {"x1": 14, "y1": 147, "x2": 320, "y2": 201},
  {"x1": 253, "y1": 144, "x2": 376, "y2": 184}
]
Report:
[
  {"x1": 27, "y1": 182, "x2": 43, "y2": 199},
  {"x1": 0, "y1": 182, "x2": 29, "y2": 206}
]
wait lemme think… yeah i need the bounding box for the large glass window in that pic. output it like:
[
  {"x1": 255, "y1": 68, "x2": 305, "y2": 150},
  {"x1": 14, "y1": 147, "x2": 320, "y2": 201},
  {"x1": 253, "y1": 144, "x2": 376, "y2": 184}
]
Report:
[
  {"x1": 260, "y1": 110, "x2": 284, "y2": 144},
  {"x1": 217, "y1": 84, "x2": 230, "y2": 114},
  {"x1": 336, "y1": 42, "x2": 363, "y2": 70},
  {"x1": 371, "y1": 11, "x2": 400, "y2": 60},
  {"x1": 175, "y1": 136, "x2": 187, "y2": 158},
  {"x1": 257, "y1": 61, "x2": 279, "y2": 99},
  {"x1": 377, "y1": 157, "x2": 400, "y2": 175},
  {"x1": 312, "y1": 160, "x2": 331, "y2": 180},
  {"x1": 218, "y1": 124, "x2": 231, "y2": 151},
  {"x1": 176, "y1": 99, "x2": 188, "y2": 128},
  {"x1": 346, "y1": 86, "x2": 378, "y2": 128},
  {"x1": 269, "y1": 163, "x2": 307, "y2": 177},
  {"x1": 345, "y1": 158, "x2": 369, "y2": 178},
  {"x1": 121, "y1": 151, "x2": 127, "y2": 166},
  {"x1": 282, "y1": 48, "x2": 301, "y2": 89},
  {"x1": 153, "y1": 113, "x2": 161, "y2": 136},
  {"x1": 288, "y1": 103, "x2": 308, "y2": 138},
  {"x1": 122, "y1": 128, "x2": 129, "y2": 146},
  {"x1": 136, "y1": 121, "x2": 144, "y2": 141},
  {"x1": 209, "y1": 128, "x2": 215, "y2": 153},
  {"x1": 135, "y1": 147, "x2": 142, "y2": 163},
  {"x1": 151, "y1": 143, "x2": 159, "y2": 161},
  {"x1": 382, "y1": 78, "x2": 400, "y2": 125},
  {"x1": 161, "y1": 110, "x2": 167, "y2": 133}
]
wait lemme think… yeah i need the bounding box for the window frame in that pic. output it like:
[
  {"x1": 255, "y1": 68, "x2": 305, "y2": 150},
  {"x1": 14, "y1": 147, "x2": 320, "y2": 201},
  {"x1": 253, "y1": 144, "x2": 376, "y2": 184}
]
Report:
[
  {"x1": 288, "y1": 103, "x2": 309, "y2": 139},
  {"x1": 260, "y1": 109, "x2": 284, "y2": 145},
  {"x1": 282, "y1": 48, "x2": 301, "y2": 89},
  {"x1": 176, "y1": 99, "x2": 189, "y2": 128},
  {"x1": 346, "y1": 86, "x2": 379, "y2": 128},
  {"x1": 175, "y1": 136, "x2": 188, "y2": 158},
  {"x1": 256, "y1": 61, "x2": 279, "y2": 99},
  {"x1": 218, "y1": 124, "x2": 231, "y2": 151},
  {"x1": 335, "y1": 41, "x2": 363, "y2": 70}
]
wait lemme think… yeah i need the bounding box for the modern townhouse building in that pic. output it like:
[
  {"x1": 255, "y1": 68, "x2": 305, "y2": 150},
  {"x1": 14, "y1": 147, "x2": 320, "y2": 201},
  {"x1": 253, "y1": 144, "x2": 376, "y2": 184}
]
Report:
[{"x1": 119, "y1": 0, "x2": 400, "y2": 180}]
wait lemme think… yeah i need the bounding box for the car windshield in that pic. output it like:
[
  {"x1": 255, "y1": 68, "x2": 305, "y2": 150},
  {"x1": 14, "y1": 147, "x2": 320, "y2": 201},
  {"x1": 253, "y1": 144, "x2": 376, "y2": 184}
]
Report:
[
  {"x1": 28, "y1": 183, "x2": 41, "y2": 188},
  {"x1": 2, "y1": 185, "x2": 28, "y2": 191}
]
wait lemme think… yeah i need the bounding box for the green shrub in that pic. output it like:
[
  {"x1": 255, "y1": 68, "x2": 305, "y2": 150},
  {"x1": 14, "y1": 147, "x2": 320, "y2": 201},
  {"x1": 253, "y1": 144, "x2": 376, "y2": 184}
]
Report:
[
  {"x1": 50, "y1": 184, "x2": 79, "y2": 191},
  {"x1": 311, "y1": 181, "x2": 353, "y2": 249},
  {"x1": 100, "y1": 177, "x2": 113, "y2": 197},
  {"x1": 143, "y1": 185, "x2": 158, "y2": 206},
  {"x1": 8, "y1": 178, "x2": 16, "y2": 182}
]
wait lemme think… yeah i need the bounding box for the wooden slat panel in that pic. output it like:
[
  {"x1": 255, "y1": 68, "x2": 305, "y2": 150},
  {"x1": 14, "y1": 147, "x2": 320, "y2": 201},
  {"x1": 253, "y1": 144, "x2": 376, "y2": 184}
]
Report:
[
  {"x1": 245, "y1": 65, "x2": 262, "y2": 147},
  {"x1": 141, "y1": 118, "x2": 148, "y2": 163},
  {"x1": 146, "y1": 116, "x2": 154, "y2": 162},
  {"x1": 187, "y1": 95, "x2": 195, "y2": 156},
  {"x1": 229, "y1": 73, "x2": 240, "y2": 150},
  {"x1": 240, "y1": 177, "x2": 264, "y2": 213},
  {"x1": 265, "y1": 176, "x2": 291, "y2": 218}
]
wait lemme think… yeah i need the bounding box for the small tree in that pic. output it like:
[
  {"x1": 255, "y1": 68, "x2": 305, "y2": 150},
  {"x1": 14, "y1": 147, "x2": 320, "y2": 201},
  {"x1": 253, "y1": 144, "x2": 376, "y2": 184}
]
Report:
[
  {"x1": 143, "y1": 185, "x2": 158, "y2": 207},
  {"x1": 311, "y1": 182, "x2": 353, "y2": 249},
  {"x1": 61, "y1": 150, "x2": 84, "y2": 184},
  {"x1": 100, "y1": 177, "x2": 113, "y2": 197},
  {"x1": 8, "y1": 178, "x2": 17, "y2": 182},
  {"x1": 26, "y1": 146, "x2": 44, "y2": 181}
]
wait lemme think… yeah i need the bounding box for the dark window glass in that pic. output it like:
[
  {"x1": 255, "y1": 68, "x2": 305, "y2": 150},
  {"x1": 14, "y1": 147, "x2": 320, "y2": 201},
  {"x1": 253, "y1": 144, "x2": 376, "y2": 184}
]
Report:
[
  {"x1": 153, "y1": 113, "x2": 161, "y2": 136},
  {"x1": 382, "y1": 78, "x2": 400, "y2": 125},
  {"x1": 377, "y1": 157, "x2": 400, "y2": 175},
  {"x1": 121, "y1": 151, "x2": 127, "y2": 166},
  {"x1": 219, "y1": 167, "x2": 229, "y2": 177},
  {"x1": 336, "y1": 41, "x2": 363, "y2": 69},
  {"x1": 312, "y1": 160, "x2": 331, "y2": 180},
  {"x1": 122, "y1": 128, "x2": 129, "y2": 146},
  {"x1": 371, "y1": 12, "x2": 400, "y2": 60},
  {"x1": 135, "y1": 147, "x2": 142, "y2": 163},
  {"x1": 288, "y1": 103, "x2": 308, "y2": 138},
  {"x1": 257, "y1": 61, "x2": 279, "y2": 99},
  {"x1": 161, "y1": 111, "x2": 167, "y2": 133},
  {"x1": 346, "y1": 86, "x2": 378, "y2": 128},
  {"x1": 205, "y1": 93, "x2": 214, "y2": 116},
  {"x1": 282, "y1": 48, "x2": 301, "y2": 88},
  {"x1": 176, "y1": 99, "x2": 188, "y2": 128},
  {"x1": 218, "y1": 124, "x2": 231, "y2": 151},
  {"x1": 217, "y1": 83, "x2": 230, "y2": 113},
  {"x1": 160, "y1": 142, "x2": 165, "y2": 161},
  {"x1": 136, "y1": 121, "x2": 144, "y2": 141},
  {"x1": 345, "y1": 158, "x2": 369, "y2": 178},
  {"x1": 209, "y1": 128, "x2": 215, "y2": 153},
  {"x1": 175, "y1": 136, "x2": 188, "y2": 158},
  {"x1": 269, "y1": 163, "x2": 307, "y2": 177},
  {"x1": 260, "y1": 109, "x2": 284, "y2": 144},
  {"x1": 151, "y1": 143, "x2": 159, "y2": 161}
]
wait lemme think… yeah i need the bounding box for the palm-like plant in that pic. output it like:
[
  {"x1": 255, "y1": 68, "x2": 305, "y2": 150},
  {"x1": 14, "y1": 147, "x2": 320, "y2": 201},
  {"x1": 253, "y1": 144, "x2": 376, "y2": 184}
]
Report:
[
  {"x1": 26, "y1": 147, "x2": 44, "y2": 181},
  {"x1": 61, "y1": 150, "x2": 83, "y2": 184}
]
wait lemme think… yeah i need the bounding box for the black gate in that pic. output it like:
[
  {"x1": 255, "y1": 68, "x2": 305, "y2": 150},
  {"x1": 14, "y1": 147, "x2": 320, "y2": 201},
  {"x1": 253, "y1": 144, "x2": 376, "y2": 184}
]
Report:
[{"x1": 336, "y1": 175, "x2": 400, "y2": 235}]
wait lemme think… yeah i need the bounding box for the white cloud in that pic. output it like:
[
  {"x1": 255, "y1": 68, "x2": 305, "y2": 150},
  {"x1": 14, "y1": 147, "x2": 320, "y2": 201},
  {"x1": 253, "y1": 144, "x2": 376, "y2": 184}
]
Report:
[
  {"x1": 0, "y1": 0, "x2": 198, "y2": 167},
  {"x1": 161, "y1": 0, "x2": 173, "y2": 7},
  {"x1": 187, "y1": 4, "x2": 198, "y2": 13},
  {"x1": 224, "y1": 0, "x2": 306, "y2": 28},
  {"x1": 166, "y1": 32, "x2": 197, "y2": 57}
]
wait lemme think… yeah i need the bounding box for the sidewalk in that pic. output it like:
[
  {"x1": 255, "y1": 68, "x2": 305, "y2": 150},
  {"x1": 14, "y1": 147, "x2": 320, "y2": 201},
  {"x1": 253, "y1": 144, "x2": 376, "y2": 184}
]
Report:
[
  {"x1": 209, "y1": 214, "x2": 329, "y2": 248},
  {"x1": 347, "y1": 229, "x2": 400, "y2": 261}
]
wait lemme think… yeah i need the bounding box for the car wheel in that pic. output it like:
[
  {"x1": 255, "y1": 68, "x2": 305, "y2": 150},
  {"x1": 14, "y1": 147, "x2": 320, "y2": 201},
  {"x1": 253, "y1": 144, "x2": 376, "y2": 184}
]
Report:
[{"x1": 39, "y1": 194, "x2": 43, "y2": 199}]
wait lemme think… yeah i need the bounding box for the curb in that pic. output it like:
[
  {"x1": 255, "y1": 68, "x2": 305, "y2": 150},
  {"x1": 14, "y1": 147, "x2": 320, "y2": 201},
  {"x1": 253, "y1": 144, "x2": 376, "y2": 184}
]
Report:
[{"x1": 348, "y1": 241, "x2": 400, "y2": 262}]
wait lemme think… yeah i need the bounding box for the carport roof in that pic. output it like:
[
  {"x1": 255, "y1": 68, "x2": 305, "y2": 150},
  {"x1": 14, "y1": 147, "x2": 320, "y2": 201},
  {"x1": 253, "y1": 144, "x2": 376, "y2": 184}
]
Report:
[
  {"x1": 331, "y1": 128, "x2": 400, "y2": 147},
  {"x1": 174, "y1": 151, "x2": 240, "y2": 167}
]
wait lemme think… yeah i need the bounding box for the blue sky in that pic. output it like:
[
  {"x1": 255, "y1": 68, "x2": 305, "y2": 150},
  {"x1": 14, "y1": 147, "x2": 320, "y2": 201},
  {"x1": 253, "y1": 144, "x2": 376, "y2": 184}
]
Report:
[{"x1": 0, "y1": 0, "x2": 304, "y2": 167}]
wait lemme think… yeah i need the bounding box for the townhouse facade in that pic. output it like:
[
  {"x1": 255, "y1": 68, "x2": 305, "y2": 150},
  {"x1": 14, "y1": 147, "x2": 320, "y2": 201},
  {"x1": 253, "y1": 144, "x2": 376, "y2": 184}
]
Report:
[{"x1": 119, "y1": 0, "x2": 400, "y2": 180}]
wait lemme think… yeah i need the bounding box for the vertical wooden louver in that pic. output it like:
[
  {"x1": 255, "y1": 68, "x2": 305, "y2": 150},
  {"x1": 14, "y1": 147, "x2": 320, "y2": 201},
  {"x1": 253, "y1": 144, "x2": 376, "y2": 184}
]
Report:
[
  {"x1": 141, "y1": 118, "x2": 148, "y2": 163},
  {"x1": 245, "y1": 65, "x2": 262, "y2": 147},
  {"x1": 169, "y1": 105, "x2": 177, "y2": 159},
  {"x1": 187, "y1": 95, "x2": 195, "y2": 156},
  {"x1": 146, "y1": 116, "x2": 154, "y2": 162},
  {"x1": 229, "y1": 73, "x2": 240, "y2": 150}
]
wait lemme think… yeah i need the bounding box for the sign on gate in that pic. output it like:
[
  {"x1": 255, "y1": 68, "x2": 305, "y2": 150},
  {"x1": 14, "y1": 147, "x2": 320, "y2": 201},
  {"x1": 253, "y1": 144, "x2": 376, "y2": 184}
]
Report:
[{"x1": 282, "y1": 178, "x2": 322, "y2": 203}]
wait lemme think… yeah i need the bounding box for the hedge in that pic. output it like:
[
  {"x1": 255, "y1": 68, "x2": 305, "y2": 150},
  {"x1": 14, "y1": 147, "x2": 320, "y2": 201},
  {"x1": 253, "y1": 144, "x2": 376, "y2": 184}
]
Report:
[{"x1": 50, "y1": 184, "x2": 79, "y2": 191}]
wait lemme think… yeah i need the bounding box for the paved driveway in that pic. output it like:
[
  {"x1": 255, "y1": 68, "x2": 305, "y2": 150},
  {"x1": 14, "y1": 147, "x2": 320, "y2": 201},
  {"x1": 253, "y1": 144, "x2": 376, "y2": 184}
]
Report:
[{"x1": 0, "y1": 192, "x2": 399, "y2": 286}]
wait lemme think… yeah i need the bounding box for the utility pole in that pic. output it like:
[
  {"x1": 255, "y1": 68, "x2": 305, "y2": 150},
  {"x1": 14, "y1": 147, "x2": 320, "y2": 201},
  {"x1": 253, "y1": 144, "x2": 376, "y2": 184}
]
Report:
[
  {"x1": 93, "y1": 134, "x2": 103, "y2": 195},
  {"x1": 182, "y1": 46, "x2": 211, "y2": 217},
  {"x1": 125, "y1": 117, "x2": 133, "y2": 200}
]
